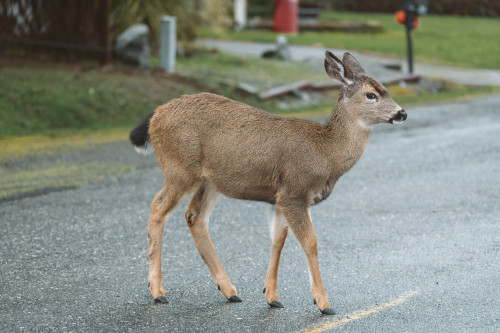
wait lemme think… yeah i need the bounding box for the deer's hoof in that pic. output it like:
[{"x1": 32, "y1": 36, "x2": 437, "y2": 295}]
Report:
[
  {"x1": 154, "y1": 296, "x2": 168, "y2": 304},
  {"x1": 228, "y1": 295, "x2": 242, "y2": 303},
  {"x1": 268, "y1": 301, "x2": 284, "y2": 308},
  {"x1": 320, "y1": 307, "x2": 336, "y2": 315}
]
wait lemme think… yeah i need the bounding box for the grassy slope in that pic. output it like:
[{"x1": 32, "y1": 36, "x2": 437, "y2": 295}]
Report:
[
  {"x1": 0, "y1": 55, "x2": 328, "y2": 138},
  {"x1": 0, "y1": 67, "x2": 213, "y2": 137},
  {"x1": 1, "y1": 57, "x2": 499, "y2": 138},
  {"x1": 199, "y1": 12, "x2": 500, "y2": 69}
]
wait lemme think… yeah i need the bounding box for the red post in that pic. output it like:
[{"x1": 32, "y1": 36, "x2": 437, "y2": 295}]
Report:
[{"x1": 273, "y1": 0, "x2": 298, "y2": 34}]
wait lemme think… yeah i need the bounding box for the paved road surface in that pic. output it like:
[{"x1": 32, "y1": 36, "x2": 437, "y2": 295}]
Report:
[{"x1": 1, "y1": 95, "x2": 499, "y2": 332}]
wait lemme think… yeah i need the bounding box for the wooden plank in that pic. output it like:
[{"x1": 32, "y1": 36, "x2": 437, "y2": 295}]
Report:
[
  {"x1": 303, "y1": 75, "x2": 422, "y2": 92},
  {"x1": 306, "y1": 81, "x2": 342, "y2": 91},
  {"x1": 382, "y1": 74, "x2": 422, "y2": 86},
  {"x1": 248, "y1": 74, "x2": 422, "y2": 100},
  {"x1": 258, "y1": 80, "x2": 311, "y2": 99}
]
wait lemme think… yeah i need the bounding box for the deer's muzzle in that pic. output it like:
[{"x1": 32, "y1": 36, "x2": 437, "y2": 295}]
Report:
[{"x1": 390, "y1": 110, "x2": 407, "y2": 124}]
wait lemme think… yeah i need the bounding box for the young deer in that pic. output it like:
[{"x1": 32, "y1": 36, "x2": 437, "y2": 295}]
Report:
[{"x1": 129, "y1": 51, "x2": 407, "y2": 315}]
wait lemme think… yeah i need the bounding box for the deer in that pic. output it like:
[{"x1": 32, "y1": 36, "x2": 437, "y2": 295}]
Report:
[{"x1": 129, "y1": 51, "x2": 407, "y2": 315}]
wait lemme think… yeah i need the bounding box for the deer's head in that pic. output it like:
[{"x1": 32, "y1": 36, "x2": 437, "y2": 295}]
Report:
[{"x1": 324, "y1": 51, "x2": 407, "y2": 126}]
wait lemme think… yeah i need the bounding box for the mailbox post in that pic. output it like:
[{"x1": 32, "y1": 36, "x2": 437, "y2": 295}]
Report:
[{"x1": 396, "y1": 0, "x2": 428, "y2": 74}]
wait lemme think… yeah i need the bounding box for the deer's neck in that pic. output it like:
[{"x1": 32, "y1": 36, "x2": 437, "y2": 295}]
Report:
[{"x1": 322, "y1": 98, "x2": 372, "y2": 175}]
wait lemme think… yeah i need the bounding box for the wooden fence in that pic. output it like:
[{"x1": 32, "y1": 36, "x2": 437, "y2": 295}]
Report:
[{"x1": 0, "y1": 0, "x2": 111, "y2": 64}]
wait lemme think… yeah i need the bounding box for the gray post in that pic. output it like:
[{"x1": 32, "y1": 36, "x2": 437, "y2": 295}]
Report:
[
  {"x1": 160, "y1": 16, "x2": 176, "y2": 72},
  {"x1": 234, "y1": 0, "x2": 247, "y2": 30}
]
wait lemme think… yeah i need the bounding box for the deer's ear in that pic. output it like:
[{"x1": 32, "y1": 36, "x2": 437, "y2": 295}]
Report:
[
  {"x1": 324, "y1": 51, "x2": 354, "y2": 86},
  {"x1": 342, "y1": 52, "x2": 365, "y2": 76}
]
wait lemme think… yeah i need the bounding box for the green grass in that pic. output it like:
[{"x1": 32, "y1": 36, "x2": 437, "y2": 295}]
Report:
[
  {"x1": 177, "y1": 51, "x2": 326, "y2": 90},
  {"x1": 0, "y1": 67, "x2": 210, "y2": 137},
  {"x1": 1, "y1": 48, "x2": 499, "y2": 138},
  {"x1": 199, "y1": 12, "x2": 500, "y2": 69},
  {"x1": 0, "y1": 54, "x2": 328, "y2": 137}
]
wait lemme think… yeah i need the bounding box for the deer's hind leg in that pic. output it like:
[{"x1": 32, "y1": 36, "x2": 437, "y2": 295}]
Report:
[
  {"x1": 185, "y1": 181, "x2": 241, "y2": 302},
  {"x1": 148, "y1": 175, "x2": 195, "y2": 303}
]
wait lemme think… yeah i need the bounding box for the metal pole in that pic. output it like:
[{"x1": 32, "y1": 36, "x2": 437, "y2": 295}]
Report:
[
  {"x1": 406, "y1": 28, "x2": 413, "y2": 74},
  {"x1": 405, "y1": 10, "x2": 414, "y2": 74},
  {"x1": 160, "y1": 16, "x2": 176, "y2": 73}
]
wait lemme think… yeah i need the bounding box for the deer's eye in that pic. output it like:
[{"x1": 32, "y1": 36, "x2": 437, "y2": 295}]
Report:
[{"x1": 366, "y1": 93, "x2": 377, "y2": 100}]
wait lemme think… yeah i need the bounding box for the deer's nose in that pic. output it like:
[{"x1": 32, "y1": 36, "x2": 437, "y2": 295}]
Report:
[
  {"x1": 394, "y1": 109, "x2": 407, "y2": 121},
  {"x1": 399, "y1": 110, "x2": 407, "y2": 121}
]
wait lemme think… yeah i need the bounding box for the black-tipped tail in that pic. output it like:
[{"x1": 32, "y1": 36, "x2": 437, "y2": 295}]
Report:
[{"x1": 130, "y1": 112, "x2": 154, "y2": 154}]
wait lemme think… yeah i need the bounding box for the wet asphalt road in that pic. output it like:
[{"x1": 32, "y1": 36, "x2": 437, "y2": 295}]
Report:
[{"x1": 1, "y1": 95, "x2": 499, "y2": 332}]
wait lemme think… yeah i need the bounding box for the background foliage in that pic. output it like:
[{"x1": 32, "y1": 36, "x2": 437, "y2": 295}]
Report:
[{"x1": 110, "y1": 0, "x2": 231, "y2": 50}]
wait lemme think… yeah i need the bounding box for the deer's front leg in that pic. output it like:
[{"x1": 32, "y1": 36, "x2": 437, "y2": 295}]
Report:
[
  {"x1": 278, "y1": 198, "x2": 335, "y2": 315},
  {"x1": 264, "y1": 206, "x2": 288, "y2": 308}
]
